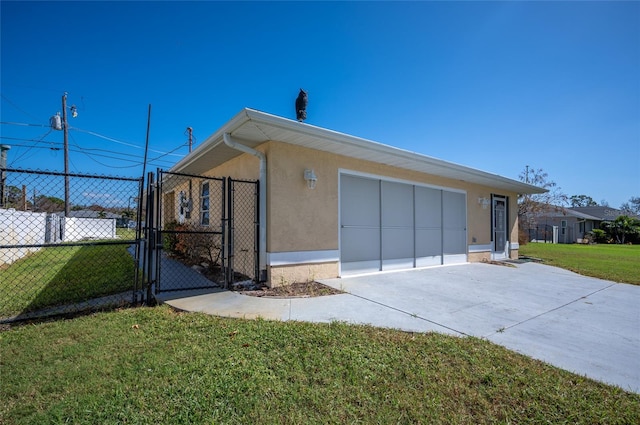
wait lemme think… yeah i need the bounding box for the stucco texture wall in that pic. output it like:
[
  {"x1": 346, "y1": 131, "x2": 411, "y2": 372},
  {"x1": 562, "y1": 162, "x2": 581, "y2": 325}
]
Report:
[
  {"x1": 197, "y1": 140, "x2": 521, "y2": 282},
  {"x1": 264, "y1": 141, "x2": 518, "y2": 253}
]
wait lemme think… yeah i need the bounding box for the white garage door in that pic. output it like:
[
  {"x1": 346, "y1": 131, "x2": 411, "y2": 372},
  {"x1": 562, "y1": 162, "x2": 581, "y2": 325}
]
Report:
[{"x1": 340, "y1": 174, "x2": 467, "y2": 276}]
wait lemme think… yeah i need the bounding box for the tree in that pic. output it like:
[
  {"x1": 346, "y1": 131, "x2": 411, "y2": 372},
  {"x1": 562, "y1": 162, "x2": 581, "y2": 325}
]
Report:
[
  {"x1": 518, "y1": 166, "x2": 568, "y2": 232},
  {"x1": 35, "y1": 195, "x2": 65, "y2": 213},
  {"x1": 600, "y1": 215, "x2": 640, "y2": 244},
  {"x1": 570, "y1": 195, "x2": 597, "y2": 208},
  {"x1": 2, "y1": 185, "x2": 22, "y2": 207},
  {"x1": 620, "y1": 196, "x2": 640, "y2": 216}
]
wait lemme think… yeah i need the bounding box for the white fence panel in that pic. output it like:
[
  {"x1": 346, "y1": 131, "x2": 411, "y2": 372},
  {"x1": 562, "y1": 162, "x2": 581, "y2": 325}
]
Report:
[
  {"x1": 0, "y1": 209, "x2": 47, "y2": 266},
  {"x1": 63, "y1": 217, "x2": 116, "y2": 242}
]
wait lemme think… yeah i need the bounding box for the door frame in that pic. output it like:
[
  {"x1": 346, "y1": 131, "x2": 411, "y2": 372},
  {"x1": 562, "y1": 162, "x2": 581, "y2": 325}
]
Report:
[{"x1": 491, "y1": 194, "x2": 509, "y2": 260}]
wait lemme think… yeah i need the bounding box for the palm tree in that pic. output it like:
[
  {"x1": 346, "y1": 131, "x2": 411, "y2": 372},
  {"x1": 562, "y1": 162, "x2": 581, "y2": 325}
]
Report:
[{"x1": 602, "y1": 215, "x2": 640, "y2": 244}]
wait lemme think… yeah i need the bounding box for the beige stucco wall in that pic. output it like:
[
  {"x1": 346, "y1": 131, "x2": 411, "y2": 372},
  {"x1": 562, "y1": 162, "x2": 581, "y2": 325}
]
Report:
[
  {"x1": 196, "y1": 140, "x2": 521, "y2": 285},
  {"x1": 265, "y1": 141, "x2": 519, "y2": 252}
]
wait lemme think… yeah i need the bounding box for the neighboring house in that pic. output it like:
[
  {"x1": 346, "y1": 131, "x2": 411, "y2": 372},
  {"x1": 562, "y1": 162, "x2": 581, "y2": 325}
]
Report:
[
  {"x1": 168, "y1": 108, "x2": 544, "y2": 286},
  {"x1": 58, "y1": 209, "x2": 131, "y2": 228},
  {"x1": 528, "y1": 206, "x2": 635, "y2": 244}
]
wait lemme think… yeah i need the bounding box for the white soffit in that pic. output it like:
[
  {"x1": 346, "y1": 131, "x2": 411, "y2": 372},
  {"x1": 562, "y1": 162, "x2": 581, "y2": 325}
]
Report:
[{"x1": 171, "y1": 108, "x2": 545, "y2": 194}]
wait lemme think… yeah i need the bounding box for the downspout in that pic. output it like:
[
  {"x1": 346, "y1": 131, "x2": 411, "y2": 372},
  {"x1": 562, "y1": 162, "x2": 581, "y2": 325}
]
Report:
[{"x1": 223, "y1": 133, "x2": 267, "y2": 281}]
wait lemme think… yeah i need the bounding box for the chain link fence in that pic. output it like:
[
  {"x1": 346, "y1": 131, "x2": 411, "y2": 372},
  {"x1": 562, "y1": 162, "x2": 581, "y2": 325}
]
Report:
[
  {"x1": 0, "y1": 168, "x2": 143, "y2": 323},
  {"x1": 149, "y1": 172, "x2": 260, "y2": 293},
  {"x1": 227, "y1": 178, "x2": 259, "y2": 286},
  {"x1": 153, "y1": 171, "x2": 226, "y2": 292}
]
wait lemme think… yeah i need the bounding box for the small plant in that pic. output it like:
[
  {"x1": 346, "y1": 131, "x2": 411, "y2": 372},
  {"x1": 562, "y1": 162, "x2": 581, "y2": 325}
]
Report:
[
  {"x1": 163, "y1": 222, "x2": 222, "y2": 267},
  {"x1": 589, "y1": 229, "x2": 609, "y2": 244},
  {"x1": 162, "y1": 221, "x2": 181, "y2": 253}
]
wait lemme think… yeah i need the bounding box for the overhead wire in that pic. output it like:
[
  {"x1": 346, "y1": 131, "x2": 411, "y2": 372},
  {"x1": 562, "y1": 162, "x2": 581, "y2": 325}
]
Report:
[
  {"x1": 68, "y1": 132, "x2": 176, "y2": 169},
  {"x1": 1, "y1": 94, "x2": 45, "y2": 123},
  {"x1": 71, "y1": 126, "x2": 184, "y2": 157},
  {"x1": 0, "y1": 121, "x2": 48, "y2": 127},
  {"x1": 3, "y1": 117, "x2": 184, "y2": 170},
  {"x1": 9, "y1": 129, "x2": 54, "y2": 165}
]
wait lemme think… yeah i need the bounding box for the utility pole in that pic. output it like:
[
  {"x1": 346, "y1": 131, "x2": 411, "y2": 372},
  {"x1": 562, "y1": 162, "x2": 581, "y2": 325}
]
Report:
[
  {"x1": 0, "y1": 144, "x2": 10, "y2": 208},
  {"x1": 62, "y1": 93, "x2": 70, "y2": 217},
  {"x1": 187, "y1": 127, "x2": 193, "y2": 153}
]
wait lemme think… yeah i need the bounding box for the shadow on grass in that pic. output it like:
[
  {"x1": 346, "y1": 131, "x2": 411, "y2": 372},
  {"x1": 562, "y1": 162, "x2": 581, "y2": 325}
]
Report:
[{"x1": 0, "y1": 243, "x2": 138, "y2": 322}]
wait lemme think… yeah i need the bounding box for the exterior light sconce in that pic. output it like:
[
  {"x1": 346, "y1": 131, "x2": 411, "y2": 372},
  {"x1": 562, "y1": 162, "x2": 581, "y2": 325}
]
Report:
[
  {"x1": 478, "y1": 197, "x2": 491, "y2": 209},
  {"x1": 304, "y1": 169, "x2": 317, "y2": 189}
]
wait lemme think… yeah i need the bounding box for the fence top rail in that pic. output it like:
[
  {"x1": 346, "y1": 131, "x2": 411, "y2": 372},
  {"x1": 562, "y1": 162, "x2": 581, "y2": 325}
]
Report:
[
  {"x1": 0, "y1": 240, "x2": 139, "y2": 249},
  {"x1": 1, "y1": 167, "x2": 143, "y2": 182},
  {"x1": 229, "y1": 177, "x2": 259, "y2": 184},
  {"x1": 160, "y1": 229, "x2": 223, "y2": 235},
  {"x1": 159, "y1": 169, "x2": 225, "y2": 182}
]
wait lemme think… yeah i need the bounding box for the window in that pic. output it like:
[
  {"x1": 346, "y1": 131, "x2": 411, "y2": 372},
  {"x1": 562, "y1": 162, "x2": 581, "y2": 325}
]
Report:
[
  {"x1": 200, "y1": 182, "x2": 210, "y2": 225},
  {"x1": 561, "y1": 220, "x2": 567, "y2": 235}
]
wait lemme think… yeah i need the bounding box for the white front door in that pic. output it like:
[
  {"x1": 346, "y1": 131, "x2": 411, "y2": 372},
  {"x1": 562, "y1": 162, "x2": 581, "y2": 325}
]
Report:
[{"x1": 492, "y1": 196, "x2": 508, "y2": 260}]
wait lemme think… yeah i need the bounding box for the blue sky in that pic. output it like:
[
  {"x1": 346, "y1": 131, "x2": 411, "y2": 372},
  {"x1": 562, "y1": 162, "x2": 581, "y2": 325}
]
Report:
[{"x1": 1, "y1": 1, "x2": 638, "y2": 208}]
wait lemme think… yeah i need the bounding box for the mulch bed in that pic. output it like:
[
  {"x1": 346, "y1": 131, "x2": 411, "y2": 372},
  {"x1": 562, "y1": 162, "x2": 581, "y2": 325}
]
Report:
[{"x1": 236, "y1": 281, "x2": 343, "y2": 298}]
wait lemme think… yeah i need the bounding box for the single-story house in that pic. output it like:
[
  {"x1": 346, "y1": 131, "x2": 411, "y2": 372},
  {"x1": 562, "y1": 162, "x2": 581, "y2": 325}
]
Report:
[
  {"x1": 530, "y1": 206, "x2": 635, "y2": 244},
  {"x1": 169, "y1": 108, "x2": 544, "y2": 286}
]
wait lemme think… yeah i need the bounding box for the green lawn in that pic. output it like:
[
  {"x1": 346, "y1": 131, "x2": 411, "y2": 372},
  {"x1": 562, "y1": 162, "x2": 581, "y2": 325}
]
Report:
[
  {"x1": 1, "y1": 306, "x2": 638, "y2": 424},
  {"x1": 0, "y1": 243, "x2": 135, "y2": 318},
  {"x1": 520, "y1": 243, "x2": 640, "y2": 285}
]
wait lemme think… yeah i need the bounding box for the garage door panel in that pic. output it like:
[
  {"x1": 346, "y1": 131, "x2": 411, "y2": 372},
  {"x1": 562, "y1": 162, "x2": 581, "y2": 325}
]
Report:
[
  {"x1": 341, "y1": 260, "x2": 381, "y2": 275},
  {"x1": 382, "y1": 227, "x2": 413, "y2": 260},
  {"x1": 416, "y1": 255, "x2": 442, "y2": 267},
  {"x1": 340, "y1": 173, "x2": 466, "y2": 276},
  {"x1": 341, "y1": 175, "x2": 379, "y2": 226},
  {"x1": 443, "y1": 229, "x2": 466, "y2": 255},
  {"x1": 416, "y1": 228, "x2": 442, "y2": 257},
  {"x1": 442, "y1": 191, "x2": 466, "y2": 257},
  {"x1": 382, "y1": 258, "x2": 414, "y2": 271},
  {"x1": 443, "y1": 191, "x2": 466, "y2": 227},
  {"x1": 415, "y1": 187, "x2": 442, "y2": 227},
  {"x1": 340, "y1": 227, "x2": 380, "y2": 263},
  {"x1": 382, "y1": 181, "x2": 413, "y2": 226}
]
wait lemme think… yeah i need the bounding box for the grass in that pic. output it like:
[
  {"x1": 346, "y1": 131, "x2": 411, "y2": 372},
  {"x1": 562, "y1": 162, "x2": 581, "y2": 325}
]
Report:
[
  {"x1": 0, "y1": 243, "x2": 135, "y2": 318},
  {"x1": 1, "y1": 305, "x2": 638, "y2": 424},
  {"x1": 520, "y1": 243, "x2": 640, "y2": 285}
]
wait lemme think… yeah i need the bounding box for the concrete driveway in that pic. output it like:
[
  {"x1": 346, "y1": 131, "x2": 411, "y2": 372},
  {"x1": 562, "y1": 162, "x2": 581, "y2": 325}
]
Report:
[{"x1": 158, "y1": 262, "x2": 640, "y2": 393}]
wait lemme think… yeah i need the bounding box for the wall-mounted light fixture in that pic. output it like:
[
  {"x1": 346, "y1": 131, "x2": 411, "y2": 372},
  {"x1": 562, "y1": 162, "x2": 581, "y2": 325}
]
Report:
[
  {"x1": 478, "y1": 197, "x2": 491, "y2": 209},
  {"x1": 304, "y1": 169, "x2": 317, "y2": 189}
]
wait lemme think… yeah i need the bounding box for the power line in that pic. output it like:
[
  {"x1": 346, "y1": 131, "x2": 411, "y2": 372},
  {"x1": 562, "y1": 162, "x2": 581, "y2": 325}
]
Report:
[
  {"x1": 0, "y1": 121, "x2": 48, "y2": 127},
  {"x1": 147, "y1": 142, "x2": 188, "y2": 163},
  {"x1": 0, "y1": 135, "x2": 60, "y2": 144},
  {"x1": 3, "y1": 122, "x2": 188, "y2": 159},
  {"x1": 70, "y1": 126, "x2": 184, "y2": 157},
  {"x1": 0, "y1": 94, "x2": 44, "y2": 123},
  {"x1": 10, "y1": 129, "x2": 54, "y2": 165}
]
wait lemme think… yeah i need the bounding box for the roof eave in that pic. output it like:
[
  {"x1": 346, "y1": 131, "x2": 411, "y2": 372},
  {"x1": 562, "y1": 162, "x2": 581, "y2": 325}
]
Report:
[{"x1": 171, "y1": 108, "x2": 546, "y2": 195}]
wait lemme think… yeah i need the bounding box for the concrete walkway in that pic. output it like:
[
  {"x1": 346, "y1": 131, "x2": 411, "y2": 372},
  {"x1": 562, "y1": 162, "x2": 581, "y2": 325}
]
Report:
[{"x1": 156, "y1": 262, "x2": 640, "y2": 393}]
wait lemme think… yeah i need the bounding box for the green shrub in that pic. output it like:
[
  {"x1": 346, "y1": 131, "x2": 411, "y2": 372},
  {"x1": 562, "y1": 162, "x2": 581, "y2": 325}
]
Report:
[
  {"x1": 162, "y1": 221, "x2": 181, "y2": 253},
  {"x1": 589, "y1": 229, "x2": 609, "y2": 243}
]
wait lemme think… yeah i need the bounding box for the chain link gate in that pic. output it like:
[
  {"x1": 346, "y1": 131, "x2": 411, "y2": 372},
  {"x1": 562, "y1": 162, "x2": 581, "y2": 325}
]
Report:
[
  {"x1": 146, "y1": 170, "x2": 259, "y2": 295},
  {"x1": 227, "y1": 178, "x2": 260, "y2": 287},
  {"x1": 0, "y1": 168, "x2": 144, "y2": 323}
]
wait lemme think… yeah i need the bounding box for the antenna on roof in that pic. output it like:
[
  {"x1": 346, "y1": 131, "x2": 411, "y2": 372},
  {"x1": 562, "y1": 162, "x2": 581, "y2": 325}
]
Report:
[{"x1": 295, "y1": 88, "x2": 307, "y2": 122}]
